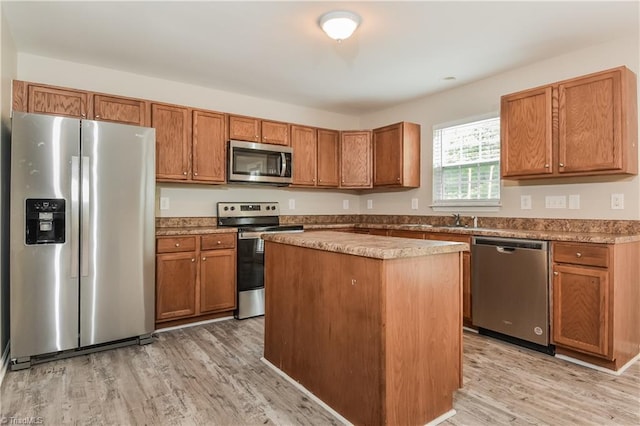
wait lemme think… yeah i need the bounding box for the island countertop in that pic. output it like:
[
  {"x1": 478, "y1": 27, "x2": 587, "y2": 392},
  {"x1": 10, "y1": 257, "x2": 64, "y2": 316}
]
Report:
[{"x1": 261, "y1": 230, "x2": 468, "y2": 259}]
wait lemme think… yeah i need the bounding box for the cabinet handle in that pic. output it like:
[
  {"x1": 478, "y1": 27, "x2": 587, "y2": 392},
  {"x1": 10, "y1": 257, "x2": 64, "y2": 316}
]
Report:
[
  {"x1": 191, "y1": 258, "x2": 195, "y2": 262},
  {"x1": 544, "y1": 164, "x2": 550, "y2": 168},
  {"x1": 202, "y1": 257, "x2": 206, "y2": 261},
  {"x1": 175, "y1": 243, "x2": 180, "y2": 247},
  {"x1": 576, "y1": 252, "x2": 582, "y2": 258},
  {"x1": 553, "y1": 271, "x2": 558, "y2": 276},
  {"x1": 559, "y1": 163, "x2": 565, "y2": 167}
]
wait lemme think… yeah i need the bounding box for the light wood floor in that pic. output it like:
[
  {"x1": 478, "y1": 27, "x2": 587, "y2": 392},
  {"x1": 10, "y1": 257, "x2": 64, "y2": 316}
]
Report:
[{"x1": 1, "y1": 318, "x2": 638, "y2": 425}]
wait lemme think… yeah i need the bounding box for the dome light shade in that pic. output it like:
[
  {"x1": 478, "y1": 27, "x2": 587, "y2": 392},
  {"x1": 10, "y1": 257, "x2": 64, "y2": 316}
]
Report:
[{"x1": 319, "y1": 11, "x2": 361, "y2": 41}]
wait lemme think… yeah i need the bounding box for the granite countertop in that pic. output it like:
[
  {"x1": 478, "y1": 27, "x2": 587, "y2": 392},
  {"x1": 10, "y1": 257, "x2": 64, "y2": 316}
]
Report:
[
  {"x1": 262, "y1": 231, "x2": 468, "y2": 260},
  {"x1": 156, "y1": 226, "x2": 237, "y2": 236},
  {"x1": 302, "y1": 223, "x2": 640, "y2": 244}
]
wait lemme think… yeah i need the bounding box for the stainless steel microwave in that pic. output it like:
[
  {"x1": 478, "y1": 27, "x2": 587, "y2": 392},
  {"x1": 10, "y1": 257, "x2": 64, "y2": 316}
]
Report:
[{"x1": 228, "y1": 140, "x2": 293, "y2": 185}]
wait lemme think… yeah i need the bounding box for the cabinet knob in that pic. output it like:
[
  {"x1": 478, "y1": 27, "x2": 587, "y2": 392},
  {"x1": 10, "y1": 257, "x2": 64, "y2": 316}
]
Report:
[
  {"x1": 576, "y1": 252, "x2": 582, "y2": 258},
  {"x1": 217, "y1": 240, "x2": 221, "y2": 245},
  {"x1": 202, "y1": 257, "x2": 206, "y2": 261},
  {"x1": 553, "y1": 271, "x2": 558, "y2": 276},
  {"x1": 175, "y1": 243, "x2": 180, "y2": 247},
  {"x1": 255, "y1": 135, "x2": 259, "y2": 140},
  {"x1": 544, "y1": 164, "x2": 550, "y2": 168},
  {"x1": 559, "y1": 163, "x2": 565, "y2": 167},
  {"x1": 183, "y1": 171, "x2": 188, "y2": 175},
  {"x1": 81, "y1": 113, "x2": 86, "y2": 118},
  {"x1": 191, "y1": 258, "x2": 195, "y2": 262},
  {"x1": 95, "y1": 115, "x2": 101, "y2": 119},
  {"x1": 194, "y1": 172, "x2": 198, "y2": 176},
  {"x1": 396, "y1": 178, "x2": 400, "y2": 182}
]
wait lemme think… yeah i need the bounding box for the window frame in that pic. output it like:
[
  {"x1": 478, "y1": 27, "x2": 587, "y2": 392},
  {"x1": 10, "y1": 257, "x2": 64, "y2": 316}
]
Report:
[{"x1": 431, "y1": 112, "x2": 502, "y2": 210}]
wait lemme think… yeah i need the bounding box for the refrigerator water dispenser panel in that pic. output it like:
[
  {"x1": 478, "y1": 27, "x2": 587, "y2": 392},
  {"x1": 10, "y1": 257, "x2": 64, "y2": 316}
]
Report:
[{"x1": 25, "y1": 198, "x2": 65, "y2": 244}]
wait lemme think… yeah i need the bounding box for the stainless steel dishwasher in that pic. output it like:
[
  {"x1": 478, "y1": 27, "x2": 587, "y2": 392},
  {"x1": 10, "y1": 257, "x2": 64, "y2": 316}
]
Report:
[{"x1": 472, "y1": 237, "x2": 552, "y2": 352}]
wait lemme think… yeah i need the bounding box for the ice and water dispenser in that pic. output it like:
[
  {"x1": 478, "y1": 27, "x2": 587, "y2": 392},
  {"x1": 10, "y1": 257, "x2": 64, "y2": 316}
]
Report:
[{"x1": 25, "y1": 198, "x2": 65, "y2": 245}]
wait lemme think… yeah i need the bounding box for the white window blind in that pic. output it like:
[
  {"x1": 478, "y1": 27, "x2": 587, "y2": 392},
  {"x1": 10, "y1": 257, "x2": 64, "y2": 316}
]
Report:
[{"x1": 432, "y1": 116, "x2": 500, "y2": 207}]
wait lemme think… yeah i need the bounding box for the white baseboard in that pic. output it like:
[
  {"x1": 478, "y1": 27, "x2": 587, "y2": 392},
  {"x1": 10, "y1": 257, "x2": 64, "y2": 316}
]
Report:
[
  {"x1": 425, "y1": 409, "x2": 457, "y2": 425},
  {"x1": 555, "y1": 352, "x2": 640, "y2": 376},
  {"x1": 0, "y1": 340, "x2": 10, "y2": 386},
  {"x1": 154, "y1": 316, "x2": 234, "y2": 333}
]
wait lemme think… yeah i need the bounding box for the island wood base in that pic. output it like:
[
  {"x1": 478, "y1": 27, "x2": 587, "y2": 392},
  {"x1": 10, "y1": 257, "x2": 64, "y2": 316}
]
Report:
[{"x1": 264, "y1": 241, "x2": 462, "y2": 425}]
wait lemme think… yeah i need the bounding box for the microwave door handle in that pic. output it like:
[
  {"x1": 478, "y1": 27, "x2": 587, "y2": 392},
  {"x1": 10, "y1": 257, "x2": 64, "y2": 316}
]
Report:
[{"x1": 280, "y1": 152, "x2": 287, "y2": 177}]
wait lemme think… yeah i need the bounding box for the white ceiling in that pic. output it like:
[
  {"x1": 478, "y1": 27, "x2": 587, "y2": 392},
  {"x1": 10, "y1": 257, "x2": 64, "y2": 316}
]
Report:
[{"x1": 2, "y1": 1, "x2": 638, "y2": 115}]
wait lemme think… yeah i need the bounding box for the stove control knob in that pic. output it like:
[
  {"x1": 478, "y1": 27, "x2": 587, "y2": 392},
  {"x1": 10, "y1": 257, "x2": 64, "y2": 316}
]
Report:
[
  {"x1": 224, "y1": 206, "x2": 229, "y2": 211},
  {"x1": 230, "y1": 206, "x2": 235, "y2": 211}
]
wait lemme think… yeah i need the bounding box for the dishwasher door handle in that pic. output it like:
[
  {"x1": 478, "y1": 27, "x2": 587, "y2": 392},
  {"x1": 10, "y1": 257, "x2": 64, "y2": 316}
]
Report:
[{"x1": 496, "y1": 246, "x2": 515, "y2": 254}]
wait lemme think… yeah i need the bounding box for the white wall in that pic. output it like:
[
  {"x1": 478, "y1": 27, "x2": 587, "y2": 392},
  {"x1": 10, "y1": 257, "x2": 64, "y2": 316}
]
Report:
[
  {"x1": 1, "y1": 8, "x2": 18, "y2": 367},
  {"x1": 360, "y1": 36, "x2": 640, "y2": 220},
  {"x1": 17, "y1": 54, "x2": 363, "y2": 216}
]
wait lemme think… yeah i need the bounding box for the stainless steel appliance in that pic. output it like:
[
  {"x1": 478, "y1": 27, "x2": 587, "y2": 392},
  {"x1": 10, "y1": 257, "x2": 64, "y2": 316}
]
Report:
[
  {"x1": 10, "y1": 112, "x2": 156, "y2": 369},
  {"x1": 228, "y1": 140, "x2": 293, "y2": 185},
  {"x1": 472, "y1": 237, "x2": 553, "y2": 352},
  {"x1": 217, "y1": 202, "x2": 302, "y2": 319}
]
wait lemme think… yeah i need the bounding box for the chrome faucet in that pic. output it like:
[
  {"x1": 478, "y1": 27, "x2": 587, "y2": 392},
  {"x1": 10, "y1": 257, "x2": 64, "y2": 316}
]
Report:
[{"x1": 452, "y1": 213, "x2": 462, "y2": 227}]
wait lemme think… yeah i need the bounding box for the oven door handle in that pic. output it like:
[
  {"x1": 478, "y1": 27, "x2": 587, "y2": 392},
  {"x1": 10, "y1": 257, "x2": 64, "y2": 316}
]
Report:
[
  {"x1": 280, "y1": 152, "x2": 287, "y2": 177},
  {"x1": 239, "y1": 232, "x2": 265, "y2": 240}
]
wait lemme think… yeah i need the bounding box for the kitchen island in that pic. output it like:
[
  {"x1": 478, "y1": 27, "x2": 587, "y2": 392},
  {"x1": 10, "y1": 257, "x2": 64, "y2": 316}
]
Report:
[{"x1": 262, "y1": 231, "x2": 468, "y2": 425}]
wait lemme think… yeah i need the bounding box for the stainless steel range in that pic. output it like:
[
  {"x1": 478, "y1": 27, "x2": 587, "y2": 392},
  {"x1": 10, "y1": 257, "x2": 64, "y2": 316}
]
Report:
[{"x1": 217, "y1": 202, "x2": 303, "y2": 319}]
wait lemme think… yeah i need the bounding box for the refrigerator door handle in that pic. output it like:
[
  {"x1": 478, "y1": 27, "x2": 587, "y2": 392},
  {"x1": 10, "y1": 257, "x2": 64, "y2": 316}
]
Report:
[
  {"x1": 70, "y1": 156, "x2": 80, "y2": 278},
  {"x1": 81, "y1": 156, "x2": 90, "y2": 277}
]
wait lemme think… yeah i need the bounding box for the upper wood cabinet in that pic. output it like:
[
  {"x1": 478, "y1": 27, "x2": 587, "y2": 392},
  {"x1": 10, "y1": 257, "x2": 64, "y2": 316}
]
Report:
[
  {"x1": 291, "y1": 125, "x2": 318, "y2": 186},
  {"x1": 317, "y1": 129, "x2": 340, "y2": 187},
  {"x1": 340, "y1": 131, "x2": 372, "y2": 188},
  {"x1": 13, "y1": 80, "x2": 148, "y2": 126},
  {"x1": 192, "y1": 110, "x2": 227, "y2": 183},
  {"x1": 501, "y1": 66, "x2": 638, "y2": 179},
  {"x1": 228, "y1": 114, "x2": 289, "y2": 145},
  {"x1": 92, "y1": 94, "x2": 148, "y2": 126},
  {"x1": 373, "y1": 122, "x2": 421, "y2": 188},
  {"x1": 152, "y1": 103, "x2": 191, "y2": 181}
]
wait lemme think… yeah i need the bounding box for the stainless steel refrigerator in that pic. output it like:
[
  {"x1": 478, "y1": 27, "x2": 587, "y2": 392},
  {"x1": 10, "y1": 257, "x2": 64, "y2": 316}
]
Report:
[{"x1": 10, "y1": 112, "x2": 156, "y2": 369}]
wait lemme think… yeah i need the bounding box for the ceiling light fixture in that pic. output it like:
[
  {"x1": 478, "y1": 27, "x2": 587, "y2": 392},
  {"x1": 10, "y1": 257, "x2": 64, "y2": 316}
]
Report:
[{"x1": 319, "y1": 10, "x2": 361, "y2": 42}]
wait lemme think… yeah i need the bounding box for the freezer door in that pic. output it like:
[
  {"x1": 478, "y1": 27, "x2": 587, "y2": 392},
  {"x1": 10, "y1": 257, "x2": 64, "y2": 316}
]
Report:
[
  {"x1": 79, "y1": 120, "x2": 155, "y2": 347},
  {"x1": 10, "y1": 113, "x2": 80, "y2": 359}
]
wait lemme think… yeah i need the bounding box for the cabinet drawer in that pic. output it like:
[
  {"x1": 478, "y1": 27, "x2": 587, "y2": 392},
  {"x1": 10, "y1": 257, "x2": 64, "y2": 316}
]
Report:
[
  {"x1": 553, "y1": 242, "x2": 609, "y2": 268},
  {"x1": 201, "y1": 233, "x2": 236, "y2": 250},
  {"x1": 157, "y1": 236, "x2": 197, "y2": 253}
]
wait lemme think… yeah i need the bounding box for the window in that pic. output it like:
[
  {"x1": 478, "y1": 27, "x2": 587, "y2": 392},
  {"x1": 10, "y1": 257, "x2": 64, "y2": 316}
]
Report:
[{"x1": 432, "y1": 115, "x2": 500, "y2": 207}]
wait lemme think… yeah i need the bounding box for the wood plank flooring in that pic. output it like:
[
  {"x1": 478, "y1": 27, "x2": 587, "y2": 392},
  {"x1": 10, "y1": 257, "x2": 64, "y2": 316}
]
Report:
[{"x1": 1, "y1": 318, "x2": 638, "y2": 425}]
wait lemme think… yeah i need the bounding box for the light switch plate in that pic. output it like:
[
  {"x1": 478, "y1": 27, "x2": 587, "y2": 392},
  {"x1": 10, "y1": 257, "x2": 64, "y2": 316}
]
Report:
[
  {"x1": 367, "y1": 199, "x2": 373, "y2": 209},
  {"x1": 288, "y1": 199, "x2": 296, "y2": 210},
  {"x1": 545, "y1": 195, "x2": 566, "y2": 209},
  {"x1": 611, "y1": 193, "x2": 624, "y2": 210},
  {"x1": 160, "y1": 197, "x2": 170, "y2": 210},
  {"x1": 411, "y1": 198, "x2": 419, "y2": 210},
  {"x1": 343, "y1": 199, "x2": 349, "y2": 210},
  {"x1": 520, "y1": 195, "x2": 532, "y2": 210},
  {"x1": 568, "y1": 194, "x2": 580, "y2": 210}
]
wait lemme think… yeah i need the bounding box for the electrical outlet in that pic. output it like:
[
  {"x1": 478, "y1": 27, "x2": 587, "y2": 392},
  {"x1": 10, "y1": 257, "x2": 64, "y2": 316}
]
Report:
[
  {"x1": 611, "y1": 193, "x2": 624, "y2": 210},
  {"x1": 288, "y1": 199, "x2": 296, "y2": 210},
  {"x1": 160, "y1": 197, "x2": 170, "y2": 210},
  {"x1": 568, "y1": 195, "x2": 580, "y2": 210},
  {"x1": 367, "y1": 199, "x2": 373, "y2": 209},
  {"x1": 520, "y1": 195, "x2": 532, "y2": 210},
  {"x1": 411, "y1": 198, "x2": 419, "y2": 210},
  {"x1": 343, "y1": 199, "x2": 349, "y2": 210},
  {"x1": 545, "y1": 195, "x2": 566, "y2": 209}
]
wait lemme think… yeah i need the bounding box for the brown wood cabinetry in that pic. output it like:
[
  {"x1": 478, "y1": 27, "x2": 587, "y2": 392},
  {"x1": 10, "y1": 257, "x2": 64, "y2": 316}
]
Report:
[
  {"x1": 552, "y1": 241, "x2": 640, "y2": 371},
  {"x1": 373, "y1": 122, "x2": 420, "y2": 187},
  {"x1": 156, "y1": 233, "x2": 237, "y2": 328},
  {"x1": 317, "y1": 129, "x2": 340, "y2": 187},
  {"x1": 152, "y1": 103, "x2": 191, "y2": 181},
  {"x1": 340, "y1": 131, "x2": 372, "y2": 188},
  {"x1": 228, "y1": 114, "x2": 289, "y2": 145},
  {"x1": 501, "y1": 66, "x2": 638, "y2": 179},
  {"x1": 192, "y1": 110, "x2": 227, "y2": 183},
  {"x1": 93, "y1": 94, "x2": 148, "y2": 126},
  {"x1": 290, "y1": 125, "x2": 317, "y2": 186}
]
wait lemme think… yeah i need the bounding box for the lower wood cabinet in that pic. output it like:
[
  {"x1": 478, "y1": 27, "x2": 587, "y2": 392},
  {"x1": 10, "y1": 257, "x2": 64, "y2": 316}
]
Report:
[
  {"x1": 551, "y1": 241, "x2": 640, "y2": 371},
  {"x1": 156, "y1": 233, "x2": 237, "y2": 327}
]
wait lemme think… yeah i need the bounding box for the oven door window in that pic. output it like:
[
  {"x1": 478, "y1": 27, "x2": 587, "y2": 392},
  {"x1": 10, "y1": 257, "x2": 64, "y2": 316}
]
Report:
[{"x1": 237, "y1": 237, "x2": 264, "y2": 292}]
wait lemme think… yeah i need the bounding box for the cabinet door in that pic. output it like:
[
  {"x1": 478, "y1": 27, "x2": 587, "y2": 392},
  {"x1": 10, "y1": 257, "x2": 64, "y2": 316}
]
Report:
[
  {"x1": 340, "y1": 131, "x2": 372, "y2": 188},
  {"x1": 229, "y1": 115, "x2": 260, "y2": 142},
  {"x1": 500, "y1": 86, "x2": 553, "y2": 177},
  {"x1": 156, "y1": 252, "x2": 197, "y2": 321},
  {"x1": 373, "y1": 122, "x2": 420, "y2": 188},
  {"x1": 193, "y1": 110, "x2": 226, "y2": 183},
  {"x1": 200, "y1": 249, "x2": 237, "y2": 313},
  {"x1": 262, "y1": 120, "x2": 289, "y2": 145},
  {"x1": 27, "y1": 85, "x2": 88, "y2": 118},
  {"x1": 558, "y1": 69, "x2": 622, "y2": 173},
  {"x1": 152, "y1": 103, "x2": 191, "y2": 180},
  {"x1": 93, "y1": 95, "x2": 147, "y2": 126},
  {"x1": 290, "y1": 125, "x2": 317, "y2": 186},
  {"x1": 317, "y1": 129, "x2": 339, "y2": 187},
  {"x1": 552, "y1": 264, "x2": 611, "y2": 358}
]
